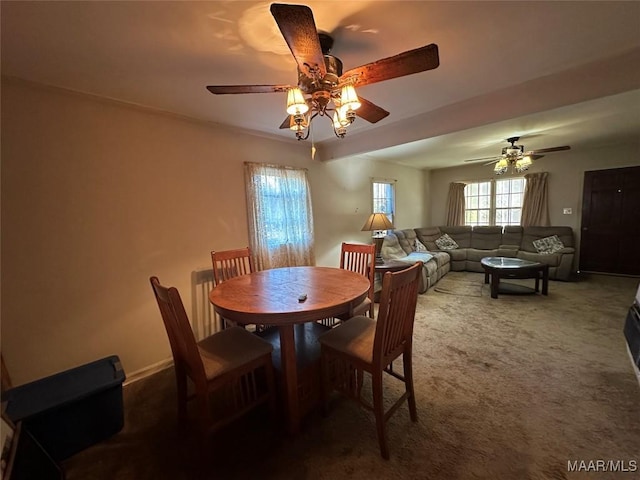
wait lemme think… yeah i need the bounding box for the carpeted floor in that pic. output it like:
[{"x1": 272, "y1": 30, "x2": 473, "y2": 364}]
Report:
[{"x1": 63, "y1": 272, "x2": 640, "y2": 480}]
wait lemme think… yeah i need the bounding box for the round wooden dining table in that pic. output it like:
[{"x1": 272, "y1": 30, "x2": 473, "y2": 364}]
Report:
[{"x1": 209, "y1": 266, "x2": 370, "y2": 435}]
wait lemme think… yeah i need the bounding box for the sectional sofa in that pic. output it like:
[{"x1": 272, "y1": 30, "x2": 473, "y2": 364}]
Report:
[{"x1": 381, "y1": 225, "x2": 576, "y2": 291}]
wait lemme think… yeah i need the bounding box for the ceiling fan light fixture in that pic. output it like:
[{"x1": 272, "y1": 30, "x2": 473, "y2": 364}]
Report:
[
  {"x1": 286, "y1": 87, "x2": 309, "y2": 115},
  {"x1": 332, "y1": 103, "x2": 351, "y2": 127},
  {"x1": 207, "y1": 4, "x2": 440, "y2": 142},
  {"x1": 515, "y1": 156, "x2": 532, "y2": 172},
  {"x1": 332, "y1": 113, "x2": 347, "y2": 137},
  {"x1": 289, "y1": 114, "x2": 308, "y2": 130},
  {"x1": 340, "y1": 85, "x2": 361, "y2": 113},
  {"x1": 494, "y1": 158, "x2": 508, "y2": 175}
]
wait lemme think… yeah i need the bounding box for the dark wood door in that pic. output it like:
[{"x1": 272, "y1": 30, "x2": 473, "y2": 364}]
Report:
[{"x1": 579, "y1": 166, "x2": 640, "y2": 275}]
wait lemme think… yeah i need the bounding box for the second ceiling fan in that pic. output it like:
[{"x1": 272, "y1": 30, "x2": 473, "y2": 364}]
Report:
[
  {"x1": 464, "y1": 136, "x2": 571, "y2": 174},
  {"x1": 206, "y1": 3, "x2": 440, "y2": 139}
]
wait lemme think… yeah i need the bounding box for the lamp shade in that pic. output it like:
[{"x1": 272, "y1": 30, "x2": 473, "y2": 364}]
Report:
[
  {"x1": 340, "y1": 85, "x2": 361, "y2": 112},
  {"x1": 286, "y1": 87, "x2": 309, "y2": 115},
  {"x1": 361, "y1": 213, "x2": 394, "y2": 232}
]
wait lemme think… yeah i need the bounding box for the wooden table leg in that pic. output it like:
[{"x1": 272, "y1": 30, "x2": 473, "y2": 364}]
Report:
[
  {"x1": 541, "y1": 266, "x2": 549, "y2": 295},
  {"x1": 279, "y1": 324, "x2": 300, "y2": 435},
  {"x1": 490, "y1": 272, "x2": 499, "y2": 299}
]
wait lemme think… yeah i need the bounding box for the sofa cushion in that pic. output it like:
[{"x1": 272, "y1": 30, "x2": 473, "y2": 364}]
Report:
[
  {"x1": 386, "y1": 252, "x2": 434, "y2": 294},
  {"x1": 521, "y1": 226, "x2": 574, "y2": 252},
  {"x1": 381, "y1": 233, "x2": 408, "y2": 260},
  {"x1": 517, "y1": 250, "x2": 562, "y2": 267},
  {"x1": 430, "y1": 251, "x2": 451, "y2": 268},
  {"x1": 470, "y1": 226, "x2": 503, "y2": 249},
  {"x1": 467, "y1": 248, "x2": 498, "y2": 262},
  {"x1": 393, "y1": 229, "x2": 418, "y2": 255},
  {"x1": 502, "y1": 226, "x2": 523, "y2": 246},
  {"x1": 532, "y1": 235, "x2": 565, "y2": 254},
  {"x1": 435, "y1": 233, "x2": 459, "y2": 250},
  {"x1": 446, "y1": 248, "x2": 467, "y2": 261},
  {"x1": 439, "y1": 226, "x2": 472, "y2": 248},
  {"x1": 415, "y1": 227, "x2": 442, "y2": 251}
]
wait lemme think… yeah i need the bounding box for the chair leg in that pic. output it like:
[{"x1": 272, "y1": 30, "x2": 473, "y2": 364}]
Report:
[
  {"x1": 320, "y1": 350, "x2": 331, "y2": 416},
  {"x1": 372, "y1": 370, "x2": 389, "y2": 460},
  {"x1": 265, "y1": 360, "x2": 277, "y2": 421},
  {"x1": 403, "y1": 349, "x2": 418, "y2": 422}
]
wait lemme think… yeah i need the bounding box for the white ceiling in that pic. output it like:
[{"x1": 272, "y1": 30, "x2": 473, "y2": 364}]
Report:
[{"x1": 2, "y1": 1, "x2": 639, "y2": 168}]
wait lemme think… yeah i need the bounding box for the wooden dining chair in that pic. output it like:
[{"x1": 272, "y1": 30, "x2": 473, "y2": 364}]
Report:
[
  {"x1": 210, "y1": 247, "x2": 257, "y2": 330},
  {"x1": 211, "y1": 247, "x2": 254, "y2": 285},
  {"x1": 318, "y1": 261, "x2": 422, "y2": 459},
  {"x1": 337, "y1": 242, "x2": 376, "y2": 319},
  {"x1": 149, "y1": 276, "x2": 276, "y2": 441}
]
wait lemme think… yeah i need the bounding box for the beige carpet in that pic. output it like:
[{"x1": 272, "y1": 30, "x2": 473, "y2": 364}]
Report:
[
  {"x1": 433, "y1": 275, "x2": 484, "y2": 297},
  {"x1": 63, "y1": 272, "x2": 640, "y2": 480}
]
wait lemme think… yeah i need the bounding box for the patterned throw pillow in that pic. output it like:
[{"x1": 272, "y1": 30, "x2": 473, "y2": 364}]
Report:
[
  {"x1": 434, "y1": 233, "x2": 459, "y2": 250},
  {"x1": 532, "y1": 235, "x2": 565, "y2": 254},
  {"x1": 415, "y1": 238, "x2": 428, "y2": 252}
]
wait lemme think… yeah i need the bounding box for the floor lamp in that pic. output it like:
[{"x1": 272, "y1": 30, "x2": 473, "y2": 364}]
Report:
[{"x1": 361, "y1": 213, "x2": 394, "y2": 264}]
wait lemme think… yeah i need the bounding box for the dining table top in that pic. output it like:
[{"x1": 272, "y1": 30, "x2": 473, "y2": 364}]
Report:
[{"x1": 208, "y1": 266, "x2": 371, "y2": 325}]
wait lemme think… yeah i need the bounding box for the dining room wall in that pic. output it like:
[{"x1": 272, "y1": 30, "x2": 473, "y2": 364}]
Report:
[{"x1": 1, "y1": 78, "x2": 426, "y2": 384}]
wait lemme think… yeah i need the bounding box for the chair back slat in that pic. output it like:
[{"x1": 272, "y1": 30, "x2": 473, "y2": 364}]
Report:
[
  {"x1": 373, "y1": 262, "x2": 421, "y2": 366},
  {"x1": 211, "y1": 247, "x2": 255, "y2": 285},
  {"x1": 150, "y1": 277, "x2": 206, "y2": 381},
  {"x1": 340, "y1": 242, "x2": 375, "y2": 303}
]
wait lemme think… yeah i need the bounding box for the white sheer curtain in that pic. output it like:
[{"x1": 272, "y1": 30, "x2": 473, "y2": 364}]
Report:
[{"x1": 244, "y1": 162, "x2": 315, "y2": 270}]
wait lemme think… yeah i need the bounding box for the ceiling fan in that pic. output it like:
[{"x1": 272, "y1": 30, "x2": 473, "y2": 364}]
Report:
[
  {"x1": 464, "y1": 136, "x2": 571, "y2": 175},
  {"x1": 206, "y1": 3, "x2": 440, "y2": 140}
]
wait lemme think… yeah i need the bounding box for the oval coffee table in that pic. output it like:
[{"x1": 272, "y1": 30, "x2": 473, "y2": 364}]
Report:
[{"x1": 481, "y1": 257, "x2": 549, "y2": 299}]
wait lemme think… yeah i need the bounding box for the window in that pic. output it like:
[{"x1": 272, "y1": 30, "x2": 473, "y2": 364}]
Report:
[
  {"x1": 464, "y1": 181, "x2": 491, "y2": 226},
  {"x1": 464, "y1": 178, "x2": 525, "y2": 226},
  {"x1": 372, "y1": 178, "x2": 396, "y2": 228},
  {"x1": 244, "y1": 162, "x2": 314, "y2": 269},
  {"x1": 495, "y1": 178, "x2": 524, "y2": 225}
]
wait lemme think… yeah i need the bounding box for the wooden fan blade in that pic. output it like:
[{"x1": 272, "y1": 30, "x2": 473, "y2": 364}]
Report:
[
  {"x1": 355, "y1": 97, "x2": 389, "y2": 124},
  {"x1": 340, "y1": 44, "x2": 439, "y2": 87},
  {"x1": 526, "y1": 145, "x2": 571, "y2": 154},
  {"x1": 206, "y1": 85, "x2": 291, "y2": 95},
  {"x1": 464, "y1": 156, "x2": 500, "y2": 163},
  {"x1": 279, "y1": 116, "x2": 292, "y2": 129},
  {"x1": 270, "y1": 3, "x2": 326, "y2": 80}
]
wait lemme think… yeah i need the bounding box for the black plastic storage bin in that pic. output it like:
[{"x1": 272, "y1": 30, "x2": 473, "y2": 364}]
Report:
[{"x1": 2, "y1": 355, "x2": 126, "y2": 461}]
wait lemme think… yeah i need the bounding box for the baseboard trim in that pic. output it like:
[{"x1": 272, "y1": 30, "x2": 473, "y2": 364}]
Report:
[{"x1": 123, "y1": 357, "x2": 173, "y2": 386}]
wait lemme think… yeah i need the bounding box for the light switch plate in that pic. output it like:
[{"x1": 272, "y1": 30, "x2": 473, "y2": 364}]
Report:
[{"x1": 563, "y1": 208, "x2": 572, "y2": 215}]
